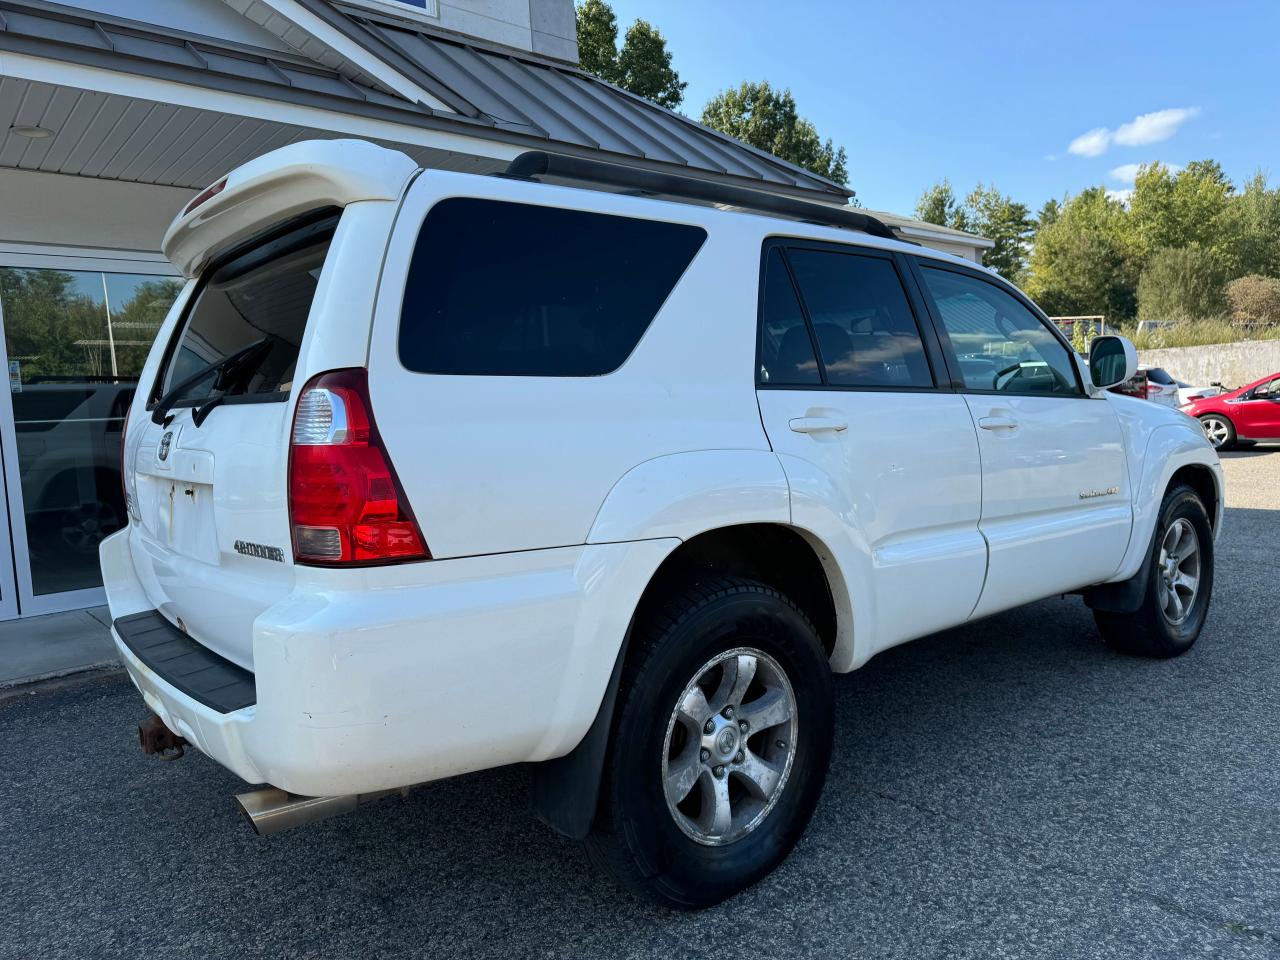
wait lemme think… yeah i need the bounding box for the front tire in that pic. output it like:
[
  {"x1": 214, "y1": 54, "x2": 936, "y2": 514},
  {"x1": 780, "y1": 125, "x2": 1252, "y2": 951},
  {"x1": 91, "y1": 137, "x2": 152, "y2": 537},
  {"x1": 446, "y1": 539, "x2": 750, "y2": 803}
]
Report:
[
  {"x1": 1198, "y1": 414, "x2": 1236, "y2": 450},
  {"x1": 1094, "y1": 483, "x2": 1214, "y2": 658},
  {"x1": 585, "y1": 576, "x2": 834, "y2": 909}
]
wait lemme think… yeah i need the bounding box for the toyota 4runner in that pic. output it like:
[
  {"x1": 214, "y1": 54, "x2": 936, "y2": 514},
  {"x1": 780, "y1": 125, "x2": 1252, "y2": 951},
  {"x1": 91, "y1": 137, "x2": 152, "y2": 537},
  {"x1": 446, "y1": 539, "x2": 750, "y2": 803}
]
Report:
[{"x1": 103, "y1": 140, "x2": 1223, "y2": 908}]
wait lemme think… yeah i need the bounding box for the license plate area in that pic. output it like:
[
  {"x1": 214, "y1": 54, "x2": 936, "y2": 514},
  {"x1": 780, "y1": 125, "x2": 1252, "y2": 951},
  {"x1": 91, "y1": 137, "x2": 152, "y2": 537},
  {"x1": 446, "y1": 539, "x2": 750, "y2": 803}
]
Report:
[{"x1": 138, "y1": 475, "x2": 218, "y2": 564}]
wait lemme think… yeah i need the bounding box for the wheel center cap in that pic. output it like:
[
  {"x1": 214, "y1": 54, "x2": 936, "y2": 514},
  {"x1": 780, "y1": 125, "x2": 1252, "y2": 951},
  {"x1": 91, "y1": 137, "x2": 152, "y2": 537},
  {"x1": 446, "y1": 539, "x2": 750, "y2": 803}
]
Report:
[{"x1": 715, "y1": 726, "x2": 738, "y2": 758}]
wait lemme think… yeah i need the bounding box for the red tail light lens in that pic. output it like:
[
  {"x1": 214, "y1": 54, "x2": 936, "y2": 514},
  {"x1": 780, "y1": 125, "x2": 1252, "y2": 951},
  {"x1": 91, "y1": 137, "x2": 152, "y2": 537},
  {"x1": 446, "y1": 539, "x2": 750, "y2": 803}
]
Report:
[{"x1": 288, "y1": 368, "x2": 428, "y2": 565}]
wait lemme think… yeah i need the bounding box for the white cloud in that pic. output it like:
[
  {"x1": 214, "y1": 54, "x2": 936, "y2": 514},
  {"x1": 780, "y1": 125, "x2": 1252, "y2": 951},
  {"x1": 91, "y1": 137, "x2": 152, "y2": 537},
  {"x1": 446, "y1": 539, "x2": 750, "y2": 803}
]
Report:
[
  {"x1": 1109, "y1": 161, "x2": 1182, "y2": 184},
  {"x1": 1106, "y1": 188, "x2": 1135, "y2": 204},
  {"x1": 1068, "y1": 127, "x2": 1111, "y2": 157},
  {"x1": 1067, "y1": 107, "x2": 1200, "y2": 157},
  {"x1": 1113, "y1": 107, "x2": 1200, "y2": 146}
]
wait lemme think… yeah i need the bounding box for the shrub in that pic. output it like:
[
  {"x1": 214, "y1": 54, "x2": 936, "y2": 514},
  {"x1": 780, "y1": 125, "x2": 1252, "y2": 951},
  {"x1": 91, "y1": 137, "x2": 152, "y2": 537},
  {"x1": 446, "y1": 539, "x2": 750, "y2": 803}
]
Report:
[{"x1": 1224, "y1": 274, "x2": 1280, "y2": 327}]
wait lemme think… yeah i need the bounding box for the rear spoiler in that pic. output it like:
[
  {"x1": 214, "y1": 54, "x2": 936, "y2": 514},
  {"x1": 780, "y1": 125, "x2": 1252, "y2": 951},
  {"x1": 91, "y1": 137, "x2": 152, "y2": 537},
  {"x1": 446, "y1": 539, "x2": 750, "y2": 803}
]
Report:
[{"x1": 162, "y1": 139, "x2": 418, "y2": 277}]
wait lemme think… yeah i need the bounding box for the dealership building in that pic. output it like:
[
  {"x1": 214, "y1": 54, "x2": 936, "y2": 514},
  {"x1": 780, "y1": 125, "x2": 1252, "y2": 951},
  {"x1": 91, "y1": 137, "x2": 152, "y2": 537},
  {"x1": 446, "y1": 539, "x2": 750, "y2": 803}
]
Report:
[{"x1": 0, "y1": 0, "x2": 990, "y2": 657}]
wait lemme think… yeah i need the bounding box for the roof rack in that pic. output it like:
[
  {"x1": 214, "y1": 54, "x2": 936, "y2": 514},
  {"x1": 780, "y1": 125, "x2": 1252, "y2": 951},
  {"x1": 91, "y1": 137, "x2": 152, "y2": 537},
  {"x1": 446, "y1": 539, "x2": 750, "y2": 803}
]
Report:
[{"x1": 502, "y1": 151, "x2": 899, "y2": 241}]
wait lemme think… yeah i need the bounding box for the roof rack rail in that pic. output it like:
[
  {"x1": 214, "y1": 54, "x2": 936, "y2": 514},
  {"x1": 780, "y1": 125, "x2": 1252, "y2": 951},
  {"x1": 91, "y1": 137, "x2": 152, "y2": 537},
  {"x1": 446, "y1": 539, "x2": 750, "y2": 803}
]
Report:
[{"x1": 503, "y1": 151, "x2": 899, "y2": 241}]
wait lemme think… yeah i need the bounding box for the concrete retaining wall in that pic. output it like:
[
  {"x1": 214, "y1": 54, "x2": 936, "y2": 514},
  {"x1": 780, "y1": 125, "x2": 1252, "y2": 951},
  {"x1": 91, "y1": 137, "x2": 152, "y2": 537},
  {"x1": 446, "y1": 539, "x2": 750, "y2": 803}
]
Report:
[{"x1": 1137, "y1": 339, "x2": 1280, "y2": 388}]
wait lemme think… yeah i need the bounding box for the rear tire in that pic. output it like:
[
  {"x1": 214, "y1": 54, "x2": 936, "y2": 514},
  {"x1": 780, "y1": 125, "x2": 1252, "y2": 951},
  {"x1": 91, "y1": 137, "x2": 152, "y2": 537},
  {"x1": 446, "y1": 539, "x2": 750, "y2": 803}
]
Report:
[
  {"x1": 1198, "y1": 414, "x2": 1236, "y2": 451},
  {"x1": 1094, "y1": 483, "x2": 1213, "y2": 658},
  {"x1": 585, "y1": 576, "x2": 834, "y2": 909}
]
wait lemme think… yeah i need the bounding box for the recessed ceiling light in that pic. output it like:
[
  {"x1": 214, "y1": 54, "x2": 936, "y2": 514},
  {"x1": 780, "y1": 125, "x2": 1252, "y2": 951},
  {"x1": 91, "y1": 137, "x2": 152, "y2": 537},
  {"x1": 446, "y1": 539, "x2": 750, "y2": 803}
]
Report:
[{"x1": 10, "y1": 125, "x2": 54, "y2": 139}]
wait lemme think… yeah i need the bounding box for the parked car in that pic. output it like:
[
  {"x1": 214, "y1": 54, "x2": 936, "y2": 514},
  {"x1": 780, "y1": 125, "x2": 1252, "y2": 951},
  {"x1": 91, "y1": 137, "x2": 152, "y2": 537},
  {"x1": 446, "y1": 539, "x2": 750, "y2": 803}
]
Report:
[
  {"x1": 1109, "y1": 365, "x2": 1186, "y2": 409},
  {"x1": 1175, "y1": 378, "x2": 1225, "y2": 407},
  {"x1": 102, "y1": 140, "x2": 1224, "y2": 908},
  {"x1": 1182, "y1": 372, "x2": 1280, "y2": 449}
]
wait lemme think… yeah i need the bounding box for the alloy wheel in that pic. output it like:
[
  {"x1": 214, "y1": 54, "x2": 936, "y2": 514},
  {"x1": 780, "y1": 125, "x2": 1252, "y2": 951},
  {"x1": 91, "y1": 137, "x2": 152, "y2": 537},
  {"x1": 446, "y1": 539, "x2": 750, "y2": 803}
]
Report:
[
  {"x1": 661, "y1": 647, "x2": 797, "y2": 846},
  {"x1": 1201, "y1": 417, "x2": 1230, "y2": 449},
  {"x1": 1157, "y1": 517, "x2": 1201, "y2": 624}
]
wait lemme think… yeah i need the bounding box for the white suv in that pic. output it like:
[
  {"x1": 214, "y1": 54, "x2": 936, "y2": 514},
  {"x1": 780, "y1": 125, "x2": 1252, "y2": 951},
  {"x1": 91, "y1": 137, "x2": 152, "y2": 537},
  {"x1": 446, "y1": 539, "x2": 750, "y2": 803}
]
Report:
[{"x1": 103, "y1": 140, "x2": 1223, "y2": 908}]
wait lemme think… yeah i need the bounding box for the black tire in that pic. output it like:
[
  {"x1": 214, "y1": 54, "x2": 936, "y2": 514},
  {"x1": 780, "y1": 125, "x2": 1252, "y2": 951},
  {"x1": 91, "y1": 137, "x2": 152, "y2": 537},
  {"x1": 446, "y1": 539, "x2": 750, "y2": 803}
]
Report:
[
  {"x1": 585, "y1": 576, "x2": 834, "y2": 909},
  {"x1": 1094, "y1": 483, "x2": 1214, "y2": 658},
  {"x1": 1198, "y1": 414, "x2": 1236, "y2": 451}
]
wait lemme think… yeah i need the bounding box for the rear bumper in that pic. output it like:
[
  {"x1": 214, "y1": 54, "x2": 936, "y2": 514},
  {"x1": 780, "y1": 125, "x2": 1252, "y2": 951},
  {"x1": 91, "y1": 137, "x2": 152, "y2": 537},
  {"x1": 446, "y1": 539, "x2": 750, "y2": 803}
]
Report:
[{"x1": 101, "y1": 528, "x2": 677, "y2": 796}]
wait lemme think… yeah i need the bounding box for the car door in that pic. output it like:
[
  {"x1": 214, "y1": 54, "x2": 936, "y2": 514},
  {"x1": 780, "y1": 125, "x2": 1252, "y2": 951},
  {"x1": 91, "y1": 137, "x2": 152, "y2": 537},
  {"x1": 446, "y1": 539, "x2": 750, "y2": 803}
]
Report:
[
  {"x1": 912, "y1": 260, "x2": 1131, "y2": 619},
  {"x1": 755, "y1": 240, "x2": 985, "y2": 655},
  {"x1": 1233, "y1": 376, "x2": 1280, "y2": 438}
]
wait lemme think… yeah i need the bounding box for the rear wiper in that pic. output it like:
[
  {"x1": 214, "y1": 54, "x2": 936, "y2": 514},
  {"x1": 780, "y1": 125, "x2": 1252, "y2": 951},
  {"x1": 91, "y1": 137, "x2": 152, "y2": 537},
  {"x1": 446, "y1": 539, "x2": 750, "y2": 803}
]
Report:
[{"x1": 151, "y1": 337, "x2": 272, "y2": 426}]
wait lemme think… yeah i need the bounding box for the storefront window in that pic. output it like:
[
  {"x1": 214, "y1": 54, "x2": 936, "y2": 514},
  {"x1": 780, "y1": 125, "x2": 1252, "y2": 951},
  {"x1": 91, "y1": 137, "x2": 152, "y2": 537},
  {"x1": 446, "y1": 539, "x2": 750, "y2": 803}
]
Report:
[{"x1": 0, "y1": 268, "x2": 181, "y2": 596}]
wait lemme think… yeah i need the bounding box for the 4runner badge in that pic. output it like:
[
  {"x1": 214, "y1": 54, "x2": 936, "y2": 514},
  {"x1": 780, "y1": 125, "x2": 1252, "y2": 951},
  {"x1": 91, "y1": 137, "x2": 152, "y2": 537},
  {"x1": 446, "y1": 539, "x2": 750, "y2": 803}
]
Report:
[
  {"x1": 1079, "y1": 486, "x2": 1119, "y2": 500},
  {"x1": 158, "y1": 430, "x2": 173, "y2": 462},
  {"x1": 234, "y1": 540, "x2": 285, "y2": 563}
]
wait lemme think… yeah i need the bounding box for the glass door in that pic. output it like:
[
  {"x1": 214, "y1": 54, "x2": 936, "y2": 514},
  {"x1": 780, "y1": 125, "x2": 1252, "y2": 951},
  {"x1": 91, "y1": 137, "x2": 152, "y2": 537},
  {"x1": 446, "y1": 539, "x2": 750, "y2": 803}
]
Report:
[{"x1": 0, "y1": 253, "x2": 181, "y2": 617}]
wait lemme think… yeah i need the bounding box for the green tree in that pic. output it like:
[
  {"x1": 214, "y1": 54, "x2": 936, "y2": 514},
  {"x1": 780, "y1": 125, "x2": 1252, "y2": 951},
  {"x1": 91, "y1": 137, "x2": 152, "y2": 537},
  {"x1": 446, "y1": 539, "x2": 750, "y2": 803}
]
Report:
[
  {"x1": 701, "y1": 80, "x2": 848, "y2": 185},
  {"x1": 575, "y1": 0, "x2": 620, "y2": 83},
  {"x1": 1127, "y1": 160, "x2": 1235, "y2": 260},
  {"x1": 1136, "y1": 244, "x2": 1228, "y2": 321},
  {"x1": 915, "y1": 179, "x2": 960, "y2": 227},
  {"x1": 1225, "y1": 172, "x2": 1280, "y2": 278},
  {"x1": 962, "y1": 183, "x2": 1033, "y2": 282},
  {"x1": 615, "y1": 19, "x2": 685, "y2": 109},
  {"x1": 1036, "y1": 197, "x2": 1062, "y2": 230},
  {"x1": 913, "y1": 180, "x2": 1031, "y2": 280},
  {"x1": 575, "y1": 3, "x2": 684, "y2": 108},
  {"x1": 1025, "y1": 187, "x2": 1140, "y2": 322}
]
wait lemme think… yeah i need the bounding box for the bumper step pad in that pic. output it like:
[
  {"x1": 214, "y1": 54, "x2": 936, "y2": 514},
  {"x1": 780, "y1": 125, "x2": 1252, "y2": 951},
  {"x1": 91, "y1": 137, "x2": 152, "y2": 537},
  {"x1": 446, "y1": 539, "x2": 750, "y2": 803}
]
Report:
[{"x1": 114, "y1": 610, "x2": 256, "y2": 713}]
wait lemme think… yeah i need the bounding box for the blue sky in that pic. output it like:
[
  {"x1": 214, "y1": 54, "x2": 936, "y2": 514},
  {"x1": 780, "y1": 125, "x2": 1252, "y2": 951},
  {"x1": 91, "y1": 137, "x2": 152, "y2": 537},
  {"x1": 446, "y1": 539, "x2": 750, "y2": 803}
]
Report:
[{"x1": 606, "y1": 1, "x2": 1280, "y2": 216}]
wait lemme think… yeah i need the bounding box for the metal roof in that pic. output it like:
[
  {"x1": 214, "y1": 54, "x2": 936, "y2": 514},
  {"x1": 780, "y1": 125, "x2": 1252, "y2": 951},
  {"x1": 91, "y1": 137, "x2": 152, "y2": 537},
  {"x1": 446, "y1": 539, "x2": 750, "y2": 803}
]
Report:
[
  {"x1": 329, "y1": 5, "x2": 851, "y2": 199},
  {"x1": 0, "y1": 0, "x2": 852, "y2": 201}
]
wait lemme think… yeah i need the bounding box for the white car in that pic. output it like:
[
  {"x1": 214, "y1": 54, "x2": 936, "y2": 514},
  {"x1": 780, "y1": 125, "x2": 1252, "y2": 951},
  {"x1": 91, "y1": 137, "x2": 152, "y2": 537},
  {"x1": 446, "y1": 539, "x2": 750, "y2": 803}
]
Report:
[{"x1": 103, "y1": 140, "x2": 1223, "y2": 908}]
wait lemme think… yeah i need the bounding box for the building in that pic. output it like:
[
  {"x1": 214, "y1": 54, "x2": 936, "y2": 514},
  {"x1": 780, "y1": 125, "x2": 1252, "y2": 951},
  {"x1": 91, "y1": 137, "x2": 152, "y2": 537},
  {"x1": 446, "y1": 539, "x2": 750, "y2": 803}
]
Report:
[{"x1": 0, "y1": 0, "x2": 991, "y2": 630}]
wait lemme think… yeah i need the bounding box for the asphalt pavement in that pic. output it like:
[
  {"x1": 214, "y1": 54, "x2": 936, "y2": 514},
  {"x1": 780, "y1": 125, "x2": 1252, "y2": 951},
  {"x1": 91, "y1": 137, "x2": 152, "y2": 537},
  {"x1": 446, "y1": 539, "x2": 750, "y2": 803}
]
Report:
[{"x1": 2, "y1": 449, "x2": 1277, "y2": 960}]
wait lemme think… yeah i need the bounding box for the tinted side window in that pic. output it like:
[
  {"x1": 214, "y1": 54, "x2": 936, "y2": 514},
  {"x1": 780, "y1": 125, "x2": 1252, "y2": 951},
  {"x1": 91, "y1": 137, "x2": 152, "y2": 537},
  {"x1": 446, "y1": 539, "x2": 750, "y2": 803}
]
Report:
[
  {"x1": 399, "y1": 199, "x2": 706, "y2": 376},
  {"x1": 786, "y1": 249, "x2": 933, "y2": 388},
  {"x1": 920, "y1": 266, "x2": 1080, "y2": 396},
  {"x1": 759, "y1": 248, "x2": 820, "y2": 385}
]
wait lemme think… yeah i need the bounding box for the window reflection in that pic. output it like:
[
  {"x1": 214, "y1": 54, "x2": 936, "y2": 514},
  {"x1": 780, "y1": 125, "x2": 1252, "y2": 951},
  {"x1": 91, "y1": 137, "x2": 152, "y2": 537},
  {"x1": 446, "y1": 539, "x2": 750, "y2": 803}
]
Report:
[{"x1": 0, "y1": 268, "x2": 180, "y2": 596}]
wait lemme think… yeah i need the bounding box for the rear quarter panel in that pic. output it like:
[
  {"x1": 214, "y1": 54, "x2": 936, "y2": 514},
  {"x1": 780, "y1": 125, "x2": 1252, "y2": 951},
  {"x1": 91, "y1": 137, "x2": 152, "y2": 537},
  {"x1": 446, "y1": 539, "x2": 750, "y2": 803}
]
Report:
[{"x1": 365, "y1": 172, "x2": 774, "y2": 559}]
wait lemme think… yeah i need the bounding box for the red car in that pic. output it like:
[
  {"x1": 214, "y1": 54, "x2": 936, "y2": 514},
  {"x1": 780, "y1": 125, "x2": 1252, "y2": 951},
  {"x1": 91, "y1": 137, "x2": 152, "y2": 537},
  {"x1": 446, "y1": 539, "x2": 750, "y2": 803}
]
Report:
[{"x1": 1181, "y1": 372, "x2": 1280, "y2": 450}]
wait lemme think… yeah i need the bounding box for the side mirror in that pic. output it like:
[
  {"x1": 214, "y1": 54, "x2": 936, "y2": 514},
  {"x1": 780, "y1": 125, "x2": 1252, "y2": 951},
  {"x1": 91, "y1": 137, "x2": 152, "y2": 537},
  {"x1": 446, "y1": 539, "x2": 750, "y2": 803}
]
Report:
[{"x1": 1088, "y1": 335, "x2": 1138, "y2": 390}]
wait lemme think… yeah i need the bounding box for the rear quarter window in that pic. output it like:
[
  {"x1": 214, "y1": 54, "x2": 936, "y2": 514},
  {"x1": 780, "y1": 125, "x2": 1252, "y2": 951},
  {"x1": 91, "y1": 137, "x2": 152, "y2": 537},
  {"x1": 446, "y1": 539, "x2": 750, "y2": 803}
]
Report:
[{"x1": 398, "y1": 198, "x2": 706, "y2": 377}]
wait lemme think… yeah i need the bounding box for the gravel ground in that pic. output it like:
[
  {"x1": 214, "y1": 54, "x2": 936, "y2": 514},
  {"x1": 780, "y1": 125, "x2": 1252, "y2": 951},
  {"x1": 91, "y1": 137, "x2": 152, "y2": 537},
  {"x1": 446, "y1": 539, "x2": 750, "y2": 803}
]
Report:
[{"x1": 1, "y1": 450, "x2": 1277, "y2": 960}]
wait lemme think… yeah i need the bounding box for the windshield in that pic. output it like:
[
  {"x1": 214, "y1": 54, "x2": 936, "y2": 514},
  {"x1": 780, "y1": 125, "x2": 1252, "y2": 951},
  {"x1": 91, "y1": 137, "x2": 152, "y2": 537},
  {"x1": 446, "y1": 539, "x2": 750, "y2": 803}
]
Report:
[{"x1": 153, "y1": 212, "x2": 338, "y2": 408}]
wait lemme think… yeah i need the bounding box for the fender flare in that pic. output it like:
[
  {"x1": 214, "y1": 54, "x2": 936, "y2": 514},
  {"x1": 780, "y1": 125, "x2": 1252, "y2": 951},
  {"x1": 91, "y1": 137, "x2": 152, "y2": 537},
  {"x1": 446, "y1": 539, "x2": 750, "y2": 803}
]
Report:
[{"x1": 1108, "y1": 421, "x2": 1223, "y2": 586}]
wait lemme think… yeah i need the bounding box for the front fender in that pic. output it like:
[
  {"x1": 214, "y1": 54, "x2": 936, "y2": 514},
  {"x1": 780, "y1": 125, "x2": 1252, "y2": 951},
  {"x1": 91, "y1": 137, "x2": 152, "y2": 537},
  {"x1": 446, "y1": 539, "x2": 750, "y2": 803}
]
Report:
[
  {"x1": 1110, "y1": 420, "x2": 1223, "y2": 583},
  {"x1": 586, "y1": 449, "x2": 790, "y2": 544}
]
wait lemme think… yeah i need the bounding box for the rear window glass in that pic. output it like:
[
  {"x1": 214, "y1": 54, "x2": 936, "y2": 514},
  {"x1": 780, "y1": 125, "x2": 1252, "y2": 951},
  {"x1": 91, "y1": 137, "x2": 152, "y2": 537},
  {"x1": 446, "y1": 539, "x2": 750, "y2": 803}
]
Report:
[
  {"x1": 398, "y1": 198, "x2": 706, "y2": 377},
  {"x1": 154, "y1": 212, "x2": 338, "y2": 407},
  {"x1": 1146, "y1": 367, "x2": 1175, "y2": 385},
  {"x1": 785, "y1": 248, "x2": 934, "y2": 389}
]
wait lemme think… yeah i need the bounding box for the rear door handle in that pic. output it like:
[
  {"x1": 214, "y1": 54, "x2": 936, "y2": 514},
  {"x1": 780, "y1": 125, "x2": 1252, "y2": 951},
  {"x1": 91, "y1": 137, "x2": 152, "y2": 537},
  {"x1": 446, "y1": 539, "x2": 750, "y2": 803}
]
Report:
[
  {"x1": 789, "y1": 416, "x2": 847, "y2": 435},
  {"x1": 977, "y1": 416, "x2": 1019, "y2": 431}
]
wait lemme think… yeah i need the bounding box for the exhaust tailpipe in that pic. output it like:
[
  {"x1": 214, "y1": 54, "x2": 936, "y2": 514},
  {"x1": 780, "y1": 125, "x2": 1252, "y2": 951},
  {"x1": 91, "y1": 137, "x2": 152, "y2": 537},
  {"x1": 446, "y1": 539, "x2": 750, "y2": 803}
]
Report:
[{"x1": 235, "y1": 786, "x2": 405, "y2": 836}]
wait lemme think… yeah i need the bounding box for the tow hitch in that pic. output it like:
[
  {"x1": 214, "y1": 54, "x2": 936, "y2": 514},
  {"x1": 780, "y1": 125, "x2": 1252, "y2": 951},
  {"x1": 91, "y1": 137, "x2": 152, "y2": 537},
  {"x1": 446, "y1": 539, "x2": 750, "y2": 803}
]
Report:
[{"x1": 138, "y1": 714, "x2": 186, "y2": 761}]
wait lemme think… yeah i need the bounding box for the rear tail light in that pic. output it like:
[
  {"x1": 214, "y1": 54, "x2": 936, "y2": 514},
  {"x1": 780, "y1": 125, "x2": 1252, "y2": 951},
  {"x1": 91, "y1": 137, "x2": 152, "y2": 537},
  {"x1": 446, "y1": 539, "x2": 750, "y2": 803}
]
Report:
[{"x1": 288, "y1": 368, "x2": 428, "y2": 565}]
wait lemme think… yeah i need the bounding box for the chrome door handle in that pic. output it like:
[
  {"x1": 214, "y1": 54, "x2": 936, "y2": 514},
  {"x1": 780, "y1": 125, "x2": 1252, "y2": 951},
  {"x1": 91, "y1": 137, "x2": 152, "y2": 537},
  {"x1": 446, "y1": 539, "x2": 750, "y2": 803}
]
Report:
[
  {"x1": 789, "y1": 416, "x2": 847, "y2": 434},
  {"x1": 978, "y1": 416, "x2": 1019, "y2": 431}
]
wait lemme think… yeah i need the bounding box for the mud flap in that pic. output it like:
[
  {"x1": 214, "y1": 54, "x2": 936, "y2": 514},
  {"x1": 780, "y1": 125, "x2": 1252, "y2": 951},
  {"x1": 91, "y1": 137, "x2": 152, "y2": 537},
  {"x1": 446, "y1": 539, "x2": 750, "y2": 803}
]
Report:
[{"x1": 528, "y1": 624, "x2": 631, "y2": 840}]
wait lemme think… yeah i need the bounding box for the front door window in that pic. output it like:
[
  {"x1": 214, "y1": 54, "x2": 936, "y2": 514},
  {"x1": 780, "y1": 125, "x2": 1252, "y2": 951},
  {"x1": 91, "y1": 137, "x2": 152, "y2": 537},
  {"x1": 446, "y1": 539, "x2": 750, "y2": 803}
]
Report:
[{"x1": 0, "y1": 267, "x2": 179, "y2": 598}]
